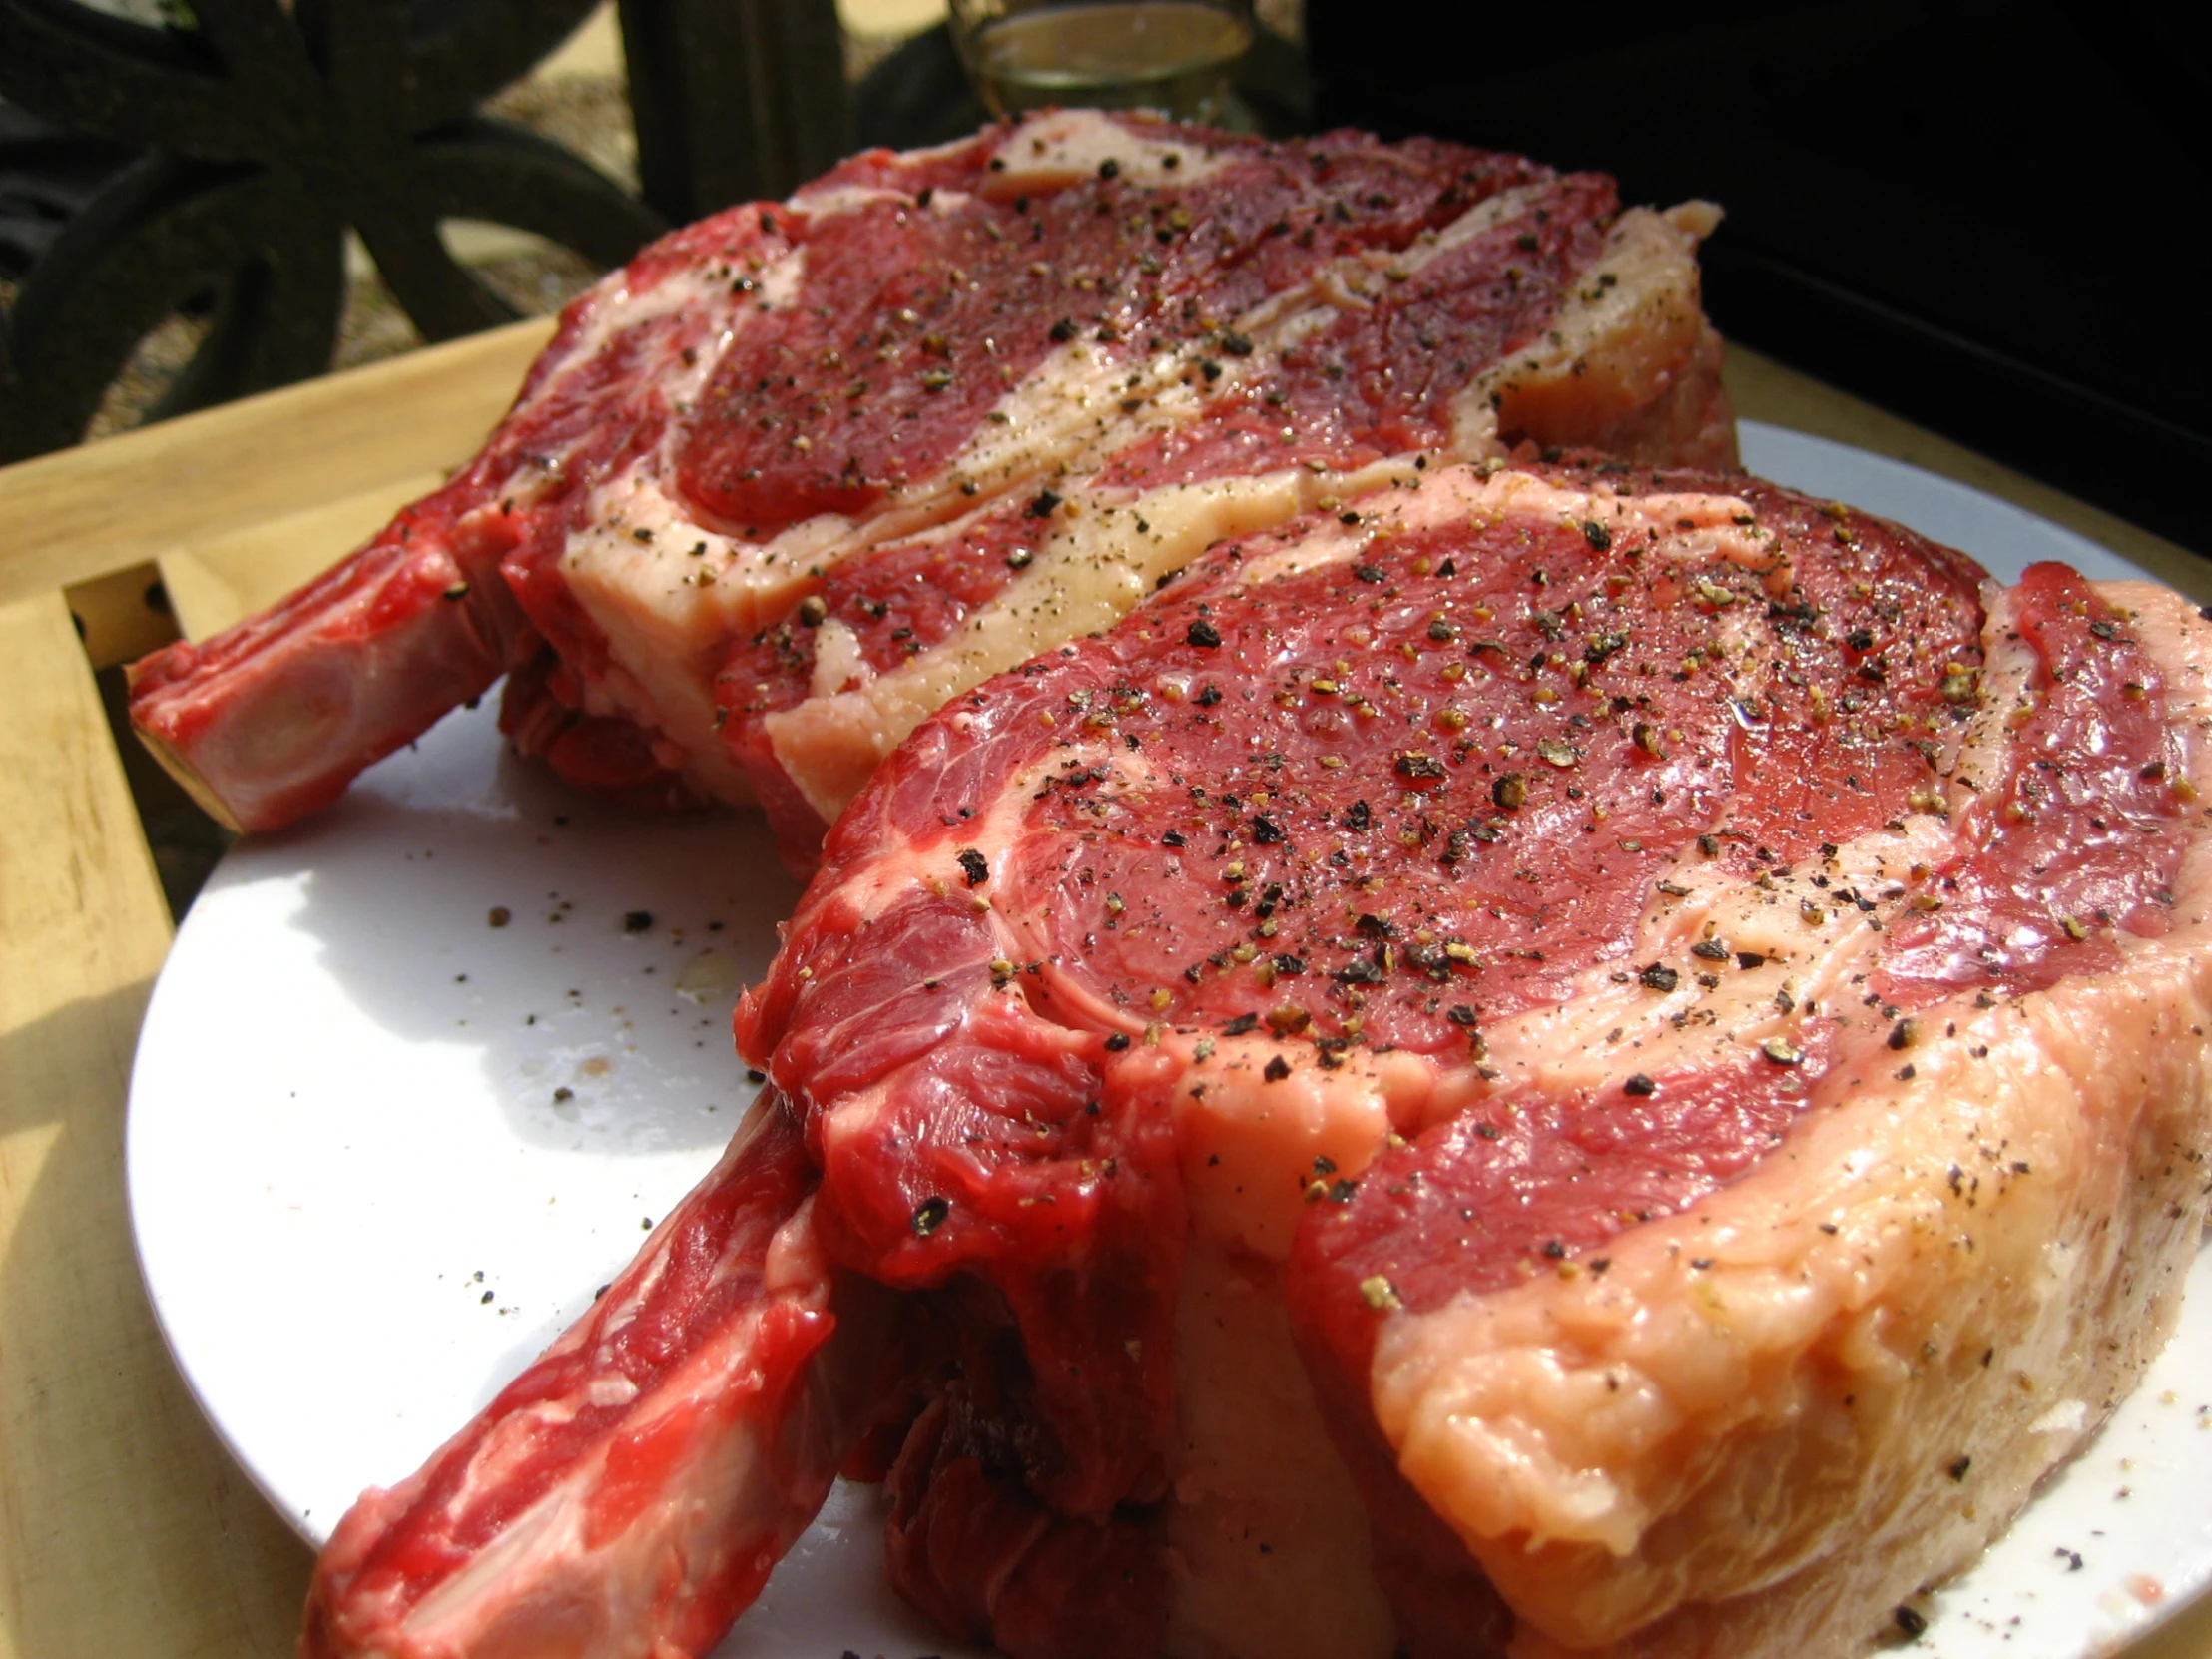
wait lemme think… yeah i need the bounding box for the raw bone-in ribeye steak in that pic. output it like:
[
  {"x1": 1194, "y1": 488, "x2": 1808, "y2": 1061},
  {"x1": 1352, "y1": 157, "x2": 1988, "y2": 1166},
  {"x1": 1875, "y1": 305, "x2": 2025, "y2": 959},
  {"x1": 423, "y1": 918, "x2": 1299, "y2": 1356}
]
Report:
[
  {"x1": 303, "y1": 458, "x2": 2212, "y2": 1659},
  {"x1": 126, "y1": 109, "x2": 1733, "y2": 865}
]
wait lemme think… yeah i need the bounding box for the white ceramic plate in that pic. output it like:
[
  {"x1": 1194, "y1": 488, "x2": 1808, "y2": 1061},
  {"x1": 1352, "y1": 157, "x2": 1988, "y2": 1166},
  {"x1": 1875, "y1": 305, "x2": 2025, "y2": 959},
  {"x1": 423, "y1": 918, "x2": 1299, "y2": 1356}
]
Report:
[{"x1": 129, "y1": 422, "x2": 2212, "y2": 1659}]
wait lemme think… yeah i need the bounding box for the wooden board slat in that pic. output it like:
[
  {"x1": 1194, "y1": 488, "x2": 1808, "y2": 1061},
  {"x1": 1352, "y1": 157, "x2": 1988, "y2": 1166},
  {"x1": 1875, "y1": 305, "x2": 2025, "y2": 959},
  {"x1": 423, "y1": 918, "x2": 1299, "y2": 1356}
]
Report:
[
  {"x1": 0, "y1": 591, "x2": 311, "y2": 1659},
  {"x1": 2137, "y1": 1591, "x2": 2212, "y2": 1659},
  {"x1": 0, "y1": 317, "x2": 554, "y2": 607}
]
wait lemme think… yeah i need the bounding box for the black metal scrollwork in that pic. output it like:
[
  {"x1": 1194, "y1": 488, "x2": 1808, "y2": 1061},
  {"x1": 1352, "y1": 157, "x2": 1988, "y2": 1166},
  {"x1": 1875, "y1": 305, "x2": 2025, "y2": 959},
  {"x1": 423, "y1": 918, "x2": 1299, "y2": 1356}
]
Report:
[{"x1": 0, "y1": 0, "x2": 668, "y2": 462}]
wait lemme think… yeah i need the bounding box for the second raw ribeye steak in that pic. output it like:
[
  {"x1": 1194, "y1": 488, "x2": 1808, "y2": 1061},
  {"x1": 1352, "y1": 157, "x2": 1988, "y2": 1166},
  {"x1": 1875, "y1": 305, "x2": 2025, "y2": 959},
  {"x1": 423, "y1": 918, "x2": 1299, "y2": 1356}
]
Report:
[
  {"x1": 302, "y1": 458, "x2": 2212, "y2": 1659},
  {"x1": 127, "y1": 109, "x2": 1732, "y2": 866}
]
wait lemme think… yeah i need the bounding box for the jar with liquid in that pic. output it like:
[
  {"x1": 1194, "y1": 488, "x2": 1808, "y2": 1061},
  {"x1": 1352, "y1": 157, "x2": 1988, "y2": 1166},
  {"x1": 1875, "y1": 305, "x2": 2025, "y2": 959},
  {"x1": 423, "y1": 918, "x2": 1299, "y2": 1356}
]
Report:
[{"x1": 947, "y1": 0, "x2": 1256, "y2": 126}]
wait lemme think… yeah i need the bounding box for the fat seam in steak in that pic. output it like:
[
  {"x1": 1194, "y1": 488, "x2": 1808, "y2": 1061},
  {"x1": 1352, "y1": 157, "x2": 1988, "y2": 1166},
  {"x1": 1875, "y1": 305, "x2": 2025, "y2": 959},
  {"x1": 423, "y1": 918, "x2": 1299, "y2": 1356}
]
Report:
[
  {"x1": 125, "y1": 110, "x2": 1732, "y2": 867},
  {"x1": 304, "y1": 458, "x2": 2212, "y2": 1659}
]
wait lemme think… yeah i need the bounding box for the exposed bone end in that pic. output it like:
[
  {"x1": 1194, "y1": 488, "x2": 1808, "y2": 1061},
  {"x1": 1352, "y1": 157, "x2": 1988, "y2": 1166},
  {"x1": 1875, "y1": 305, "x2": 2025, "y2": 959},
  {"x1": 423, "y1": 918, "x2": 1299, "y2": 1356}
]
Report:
[
  {"x1": 125, "y1": 526, "x2": 526, "y2": 833},
  {"x1": 128, "y1": 643, "x2": 402, "y2": 835},
  {"x1": 125, "y1": 693, "x2": 249, "y2": 834},
  {"x1": 130, "y1": 628, "x2": 499, "y2": 834}
]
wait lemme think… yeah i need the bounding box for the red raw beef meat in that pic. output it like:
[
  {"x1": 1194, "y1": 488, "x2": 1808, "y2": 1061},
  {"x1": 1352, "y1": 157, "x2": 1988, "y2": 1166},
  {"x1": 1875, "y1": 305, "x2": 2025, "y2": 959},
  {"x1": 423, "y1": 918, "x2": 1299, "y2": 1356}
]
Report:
[
  {"x1": 126, "y1": 110, "x2": 1733, "y2": 868},
  {"x1": 303, "y1": 458, "x2": 2212, "y2": 1659}
]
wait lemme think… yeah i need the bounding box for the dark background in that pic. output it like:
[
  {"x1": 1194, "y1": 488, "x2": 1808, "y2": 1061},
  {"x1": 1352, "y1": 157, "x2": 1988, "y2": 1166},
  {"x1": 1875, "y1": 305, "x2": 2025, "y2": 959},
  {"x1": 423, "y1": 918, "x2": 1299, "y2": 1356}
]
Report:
[{"x1": 1306, "y1": 0, "x2": 2209, "y2": 553}]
